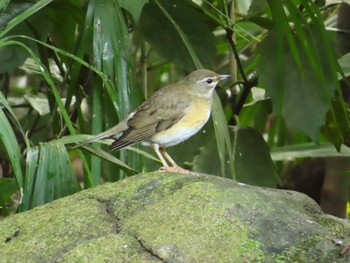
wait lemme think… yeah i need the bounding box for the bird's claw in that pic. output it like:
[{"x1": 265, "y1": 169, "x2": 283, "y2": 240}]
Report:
[{"x1": 158, "y1": 165, "x2": 198, "y2": 175}]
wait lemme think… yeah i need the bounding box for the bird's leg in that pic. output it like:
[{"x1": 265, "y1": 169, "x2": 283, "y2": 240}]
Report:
[
  {"x1": 159, "y1": 148, "x2": 193, "y2": 174},
  {"x1": 153, "y1": 144, "x2": 195, "y2": 174},
  {"x1": 152, "y1": 144, "x2": 170, "y2": 168},
  {"x1": 159, "y1": 148, "x2": 177, "y2": 167}
]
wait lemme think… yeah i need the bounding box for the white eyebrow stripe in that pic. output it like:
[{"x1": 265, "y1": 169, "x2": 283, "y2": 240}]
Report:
[{"x1": 198, "y1": 76, "x2": 219, "y2": 84}]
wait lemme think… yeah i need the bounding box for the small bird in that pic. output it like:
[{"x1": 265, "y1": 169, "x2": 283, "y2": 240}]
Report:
[{"x1": 76, "y1": 69, "x2": 230, "y2": 173}]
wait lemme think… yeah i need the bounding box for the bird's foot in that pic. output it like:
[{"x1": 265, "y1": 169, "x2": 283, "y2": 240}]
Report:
[{"x1": 158, "y1": 165, "x2": 197, "y2": 175}]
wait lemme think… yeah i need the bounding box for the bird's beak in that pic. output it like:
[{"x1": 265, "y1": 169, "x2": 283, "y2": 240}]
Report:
[{"x1": 219, "y1": 74, "x2": 231, "y2": 81}]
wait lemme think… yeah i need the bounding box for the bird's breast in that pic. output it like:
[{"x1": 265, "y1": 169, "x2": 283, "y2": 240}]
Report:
[{"x1": 150, "y1": 98, "x2": 212, "y2": 147}]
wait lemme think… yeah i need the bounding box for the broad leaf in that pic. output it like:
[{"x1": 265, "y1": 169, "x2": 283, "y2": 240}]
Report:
[
  {"x1": 0, "y1": 178, "x2": 18, "y2": 216},
  {"x1": 138, "y1": 0, "x2": 216, "y2": 69},
  {"x1": 118, "y1": 0, "x2": 149, "y2": 22},
  {"x1": 193, "y1": 126, "x2": 279, "y2": 187},
  {"x1": 233, "y1": 126, "x2": 279, "y2": 187},
  {"x1": 247, "y1": 0, "x2": 269, "y2": 18},
  {"x1": 257, "y1": 30, "x2": 336, "y2": 140},
  {"x1": 338, "y1": 52, "x2": 350, "y2": 78}
]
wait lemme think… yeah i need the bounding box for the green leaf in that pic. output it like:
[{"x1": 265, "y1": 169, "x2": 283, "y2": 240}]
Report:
[
  {"x1": 257, "y1": 29, "x2": 336, "y2": 140},
  {"x1": 20, "y1": 146, "x2": 39, "y2": 212},
  {"x1": 118, "y1": 0, "x2": 149, "y2": 21},
  {"x1": 80, "y1": 145, "x2": 137, "y2": 175},
  {"x1": 0, "y1": 39, "x2": 76, "y2": 136},
  {"x1": 233, "y1": 126, "x2": 279, "y2": 187},
  {"x1": 20, "y1": 142, "x2": 80, "y2": 211},
  {"x1": 271, "y1": 142, "x2": 350, "y2": 160},
  {"x1": 90, "y1": 78, "x2": 103, "y2": 185},
  {"x1": 0, "y1": 178, "x2": 18, "y2": 215},
  {"x1": 212, "y1": 93, "x2": 235, "y2": 178},
  {"x1": 56, "y1": 134, "x2": 92, "y2": 145},
  {"x1": 0, "y1": 2, "x2": 35, "y2": 29},
  {"x1": 0, "y1": 108, "x2": 23, "y2": 190},
  {"x1": 138, "y1": 0, "x2": 216, "y2": 68},
  {"x1": 0, "y1": 0, "x2": 10, "y2": 12},
  {"x1": 246, "y1": 16, "x2": 273, "y2": 30},
  {"x1": 92, "y1": 0, "x2": 144, "y2": 177},
  {"x1": 0, "y1": 8, "x2": 53, "y2": 73},
  {"x1": 321, "y1": 98, "x2": 350, "y2": 151},
  {"x1": 338, "y1": 52, "x2": 350, "y2": 78},
  {"x1": 93, "y1": 0, "x2": 142, "y2": 118},
  {"x1": 0, "y1": 0, "x2": 53, "y2": 38},
  {"x1": 192, "y1": 137, "x2": 225, "y2": 176},
  {"x1": 247, "y1": 0, "x2": 269, "y2": 18},
  {"x1": 0, "y1": 90, "x2": 26, "y2": 142},
  {"x1": 47, "y1": 1, "x2": 85, "y2": 55},
  {"x1": 193, "y1": 126, "x2": 278, "y2": 187},
  {"x1": 24, "y1": 92, "x2": 50, "y2": 116},
  {"x1": 126, "y1": 146, "x2": 161, "y2": 164}
]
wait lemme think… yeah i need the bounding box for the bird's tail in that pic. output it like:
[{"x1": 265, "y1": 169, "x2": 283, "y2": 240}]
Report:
[
  {"x1": 72, "y1": 121, "x2": 128, "y2": 150},
  {"x1": 73, "y1": 131, "x2": 112, "y2": 149}
]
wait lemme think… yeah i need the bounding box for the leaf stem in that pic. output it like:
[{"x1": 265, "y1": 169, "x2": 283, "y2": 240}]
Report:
[{"x1": 225, "y1": 27, "x2": 258, "y2": 120}]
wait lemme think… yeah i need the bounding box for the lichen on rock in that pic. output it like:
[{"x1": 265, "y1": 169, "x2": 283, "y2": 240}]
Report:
[{"x1": 0, "y1": 172, "x2": 349, "y2": 262}]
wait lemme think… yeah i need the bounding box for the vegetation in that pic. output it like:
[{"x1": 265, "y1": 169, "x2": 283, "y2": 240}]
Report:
[{"x1": 0, "y1": 0, "x2": 349, "y2": 216}]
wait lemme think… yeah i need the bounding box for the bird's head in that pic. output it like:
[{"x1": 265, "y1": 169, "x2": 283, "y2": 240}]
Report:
[{"x1": 185, "y1": 69, "x2": 230, "y2": 99}]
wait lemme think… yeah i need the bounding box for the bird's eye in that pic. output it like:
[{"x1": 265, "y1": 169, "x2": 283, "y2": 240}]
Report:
[{"x1": 206, "y1": 78, "x2": 213, "y2": 84}]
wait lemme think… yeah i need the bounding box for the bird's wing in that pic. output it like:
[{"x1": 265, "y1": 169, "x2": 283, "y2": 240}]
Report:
[{"x1": 110, "y1": 88, "x2": 191, "y2": 151}]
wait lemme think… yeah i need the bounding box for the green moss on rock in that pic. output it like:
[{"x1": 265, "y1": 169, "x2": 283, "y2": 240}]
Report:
[{"x1": 1, "y1": 172, "x2": 350, "y2": 262}]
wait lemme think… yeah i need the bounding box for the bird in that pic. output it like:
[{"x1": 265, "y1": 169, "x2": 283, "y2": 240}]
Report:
[{"x1": 75, "y1": 69, "x2": 230, "y2": 173}]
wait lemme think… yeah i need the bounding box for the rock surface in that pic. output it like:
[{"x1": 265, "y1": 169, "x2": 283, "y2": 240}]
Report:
[{"x1": 1, "y1": 172, "x2": 350, "y2": 262}]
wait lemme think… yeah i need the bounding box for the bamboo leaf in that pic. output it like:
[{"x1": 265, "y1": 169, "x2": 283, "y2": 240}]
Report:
[
  {"x1": 5, "y1": 35, "x2": 115, "y2": 96},
  {"x1": 19, "y1": 146, "x2": 39, "y2": 212},
  {"x1": 0, "y1": 7, "x2": 53, "y2": 73},
  {"x1": 92, "y1": 0, "x2": 144, "y2": 178},
  {"x1": 90, "y1": 78, "x2": 103, "y2": 185},
  {"x1": 260, "y1": 0, "x2": 349, "y2": 148},
  {"x1": 301, "y1": 0, "x2": 350, "y2": 147},
  {"x1": 0, "y1": 0, "x2": 10, "y2": 12},
  {"x1": 56, "y1": 134, "x2": 92, "y2": 145},
  {"x1": 125, "y1": 146, "x2": 161, "y2": 163},
  {"x1": 21, "y1": 142, "x2": 79, "y2": 210},
  {"x1": 0, "y1": 108, "x2": 23, "y2": 190},
  {"x1": 0, "y1": 0, "x2": 53, "y2": 38},
  {"x1": 92, "y1": 0, "x2": 142, "y2": 119},
  {"x1": 80, "y1": 145, "x2": 137, "y2": 175},
  {"x1": 271, "y1": 143, "x2": 350, "y2": 160},
  {"x1": 266, "y1": 0, "x2": 302, "y2": 115},
  {"x1": 0, "y1": 40, "x2": 76, "y2": 135},
  {"x1": 212, "y1": 93, "x2": 235, "y2": 178},
  {"x1": 0, "y1": 90, "x2": 27, "y2": 147}
]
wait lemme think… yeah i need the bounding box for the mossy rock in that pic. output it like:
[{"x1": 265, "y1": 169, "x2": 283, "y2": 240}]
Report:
[{"x1": 1, "y1": 172, "x2": 350, "y2": 262}]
